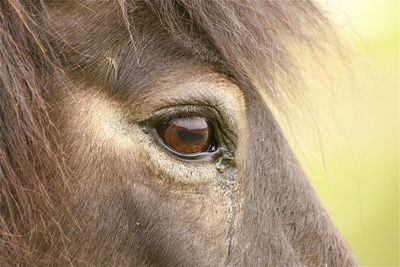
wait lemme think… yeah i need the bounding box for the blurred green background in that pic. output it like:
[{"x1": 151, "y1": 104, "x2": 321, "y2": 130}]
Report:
[{"x1": 281, "y1": 1, "x2": 398, "y2": 266}]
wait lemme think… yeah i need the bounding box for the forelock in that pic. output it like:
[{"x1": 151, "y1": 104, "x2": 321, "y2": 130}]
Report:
[{"x1": 120, "y1": 0, "x2": 332, "y2": 108}]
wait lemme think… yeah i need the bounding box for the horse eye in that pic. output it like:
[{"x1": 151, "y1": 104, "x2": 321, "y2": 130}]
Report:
[{"x1": 155, "y1": 117, "x2": 217, "y2": 154}]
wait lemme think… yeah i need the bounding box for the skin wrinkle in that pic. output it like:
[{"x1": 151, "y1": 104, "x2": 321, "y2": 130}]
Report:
[
  {"x1": 58, "y1": 77, "x2": 242, "y2": 264},
  {"x1": 0, "y1": 0, "x2": 358, "y2": 266},
  {"x1": 109, "y1": 66, "x2": 246, "y2": 265}
]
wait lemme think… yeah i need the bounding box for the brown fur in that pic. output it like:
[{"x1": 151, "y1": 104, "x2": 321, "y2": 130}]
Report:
[{"x1": 0, "y1": 0, "x2": 357, "y2": 266}]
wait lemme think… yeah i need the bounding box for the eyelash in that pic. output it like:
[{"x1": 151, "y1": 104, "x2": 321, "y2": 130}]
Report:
[{"x1": 142, "y1": 105, "x2": 229, "y2": 161}]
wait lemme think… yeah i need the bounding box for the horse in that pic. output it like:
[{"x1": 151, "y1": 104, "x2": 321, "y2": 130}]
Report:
[{"x1": 0, "y1": 0, "x2": 358, "y2": 266}]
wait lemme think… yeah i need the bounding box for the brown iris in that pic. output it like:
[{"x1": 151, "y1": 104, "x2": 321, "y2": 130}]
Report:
[{"x1": 156, "y1": 117, "x2": 215, "y2": 154}]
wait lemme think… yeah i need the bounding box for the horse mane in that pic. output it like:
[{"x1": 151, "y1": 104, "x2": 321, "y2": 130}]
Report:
[
  {"x1": 0, "y1": 1, "x2": 69, "y2": 264},
  {"x1": 0, "y1": 0, "x2": 331, "y2": 264}
]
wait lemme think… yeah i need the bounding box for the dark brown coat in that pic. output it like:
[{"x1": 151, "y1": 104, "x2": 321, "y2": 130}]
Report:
[{"x1": 0, "y1": 0, "x2": 357, "y2": 266}]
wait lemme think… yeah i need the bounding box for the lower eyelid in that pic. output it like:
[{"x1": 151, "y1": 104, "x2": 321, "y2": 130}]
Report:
[{"x1": 138, "y1": 128, "x2": 219, "y2": 184}]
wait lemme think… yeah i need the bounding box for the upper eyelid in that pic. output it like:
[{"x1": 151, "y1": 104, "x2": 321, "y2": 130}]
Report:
[
  {"x1": 140, "y1": 104, "x2": 223, "y2": 126},
  {"x1": 116, "y1": 77, "x2": 244, "y2": 147},
  {"x1": 120, "y1": 79, "x2": 241, "y2": 121}
]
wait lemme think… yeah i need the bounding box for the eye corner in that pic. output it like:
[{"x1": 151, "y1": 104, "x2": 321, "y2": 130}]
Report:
[{"x1": 140, "y1": 104, "x2": 237, "y2": 164}]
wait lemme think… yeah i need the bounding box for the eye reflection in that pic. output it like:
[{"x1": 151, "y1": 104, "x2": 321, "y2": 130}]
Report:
[{"x1": 156, "y1": 117, "x2": 217, "y2": 154}]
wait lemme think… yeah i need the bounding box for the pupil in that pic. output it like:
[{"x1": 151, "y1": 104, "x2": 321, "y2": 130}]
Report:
[{"x1": 176, "y1": 131, "x2": 204, "y2": 141}]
